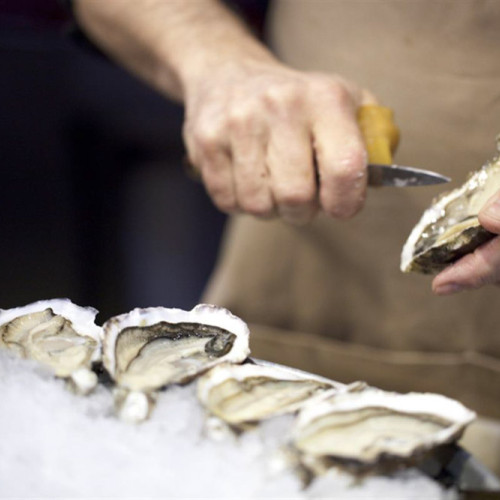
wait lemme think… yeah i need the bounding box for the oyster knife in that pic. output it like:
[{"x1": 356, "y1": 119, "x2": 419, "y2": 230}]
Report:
[
  {"x1": 418, "y1": 443, "x2": 500, "y2": 494},
  {"x1": 357, "y1": 105, "x2": 450, "y2": 187},
  {"x1": 367, "y1": 163, "x2": 451, "y2": 187}
]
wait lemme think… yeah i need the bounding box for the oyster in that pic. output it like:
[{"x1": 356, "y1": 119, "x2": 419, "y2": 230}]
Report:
[
  {"x1": 197, "y1": 361, "x2": 339, "y2": 429},
  {"x1": 102, "y1": 304, "x2": 250, "y2": 422},
  {"x1": 292, "y1": 387, "x2": 476, "y2": 471},
  {"x1": 401, "y1": 138, "x2": 500, "y2": 273},
  {"x1": 0, "y1": 299, "x2": 102, "y2": 394}
]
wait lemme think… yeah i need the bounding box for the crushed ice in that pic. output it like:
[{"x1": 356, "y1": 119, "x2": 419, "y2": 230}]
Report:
[{"x1": 0, "y1": 350, "x2": 456, "y2": 498}]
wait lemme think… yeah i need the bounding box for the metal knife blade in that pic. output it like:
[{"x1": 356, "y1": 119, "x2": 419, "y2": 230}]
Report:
[
  {"x1": 368, "y1": 163, "x2": 450, "y2": 187},
  {"x1": 418, "y1": 443, "x2": 500, "y2": 495}
]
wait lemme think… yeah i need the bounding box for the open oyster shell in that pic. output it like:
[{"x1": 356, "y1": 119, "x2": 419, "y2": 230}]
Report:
[
  {"x1": 102, "y1": 304, "x2": 250, "y2": 422},
  {"x1": 0, "y1": 299, "x2": 102, "y2": 394},
  {"x1": 401, "y1": 138, "x2": 500, "y2": 273},
  {"x1": 292, "y1": 387, "x2": 476, "y2": 471},
  {"x1": 197, "y1": 361, "x2": 340, "y2": 429}
]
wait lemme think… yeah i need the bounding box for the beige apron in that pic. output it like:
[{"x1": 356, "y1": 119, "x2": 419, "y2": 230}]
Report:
[{"x1": 203, "y1": 0, "x2": 500, "y2": 471}]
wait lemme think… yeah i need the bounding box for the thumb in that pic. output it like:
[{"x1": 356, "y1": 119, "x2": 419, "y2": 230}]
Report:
[{"x1": 478, "y1": 189, "x2": 500, "y2": 234}]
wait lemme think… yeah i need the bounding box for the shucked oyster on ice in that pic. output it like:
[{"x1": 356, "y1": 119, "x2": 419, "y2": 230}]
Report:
[
  {"x1": 102, "y1": 304, "x2": 250, "y2": 422},
  {"x1": 401, "y1": 138, "x2": 500, "y2": 273},
  {"x1": 291, "y1": 386, "x2": 476, "y2": 472},
  {"x1": 0, "y1": 299, "x2": 102, "y2": 394},
  {"x1": 197, "y1": 361, "x2": 340, "y2": 429}
]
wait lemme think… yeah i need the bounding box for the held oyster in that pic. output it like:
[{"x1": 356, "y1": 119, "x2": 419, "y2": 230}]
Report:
[
  {"x1": 292, "y1": 387, "x2": 476, "y2": 471},
  {"x1": 0, "y1": 299, "x2": 102, "y2": 394},
  {"x1": 401, "y1": 137, "x2": 500, "y2": 273},
  {"x1": 197, "y1": 361, "x2": 339, "y2": 429},
  {"x1": 102, "y1": 304, "x2": 250, "y2": 422}
]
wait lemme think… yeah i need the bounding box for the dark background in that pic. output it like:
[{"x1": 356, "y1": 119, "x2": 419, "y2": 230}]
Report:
[{"x1": 0, "y1": 0, "x2": 268, "y2": 322}]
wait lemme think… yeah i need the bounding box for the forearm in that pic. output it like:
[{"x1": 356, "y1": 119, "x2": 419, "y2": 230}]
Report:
[
  {"x1": 74, "y1": 0, "x2": 380, "y2": 224},
  {"x1": 73, "y1": 0, "x2": 277, "y2": 101}
]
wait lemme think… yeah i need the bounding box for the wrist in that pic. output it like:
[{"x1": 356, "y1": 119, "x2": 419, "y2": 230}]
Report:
[
  {"x1": 172, "y1": 50, "x2": 280, "y2": 104},
  {"x1": 154, "y1": 6, "x2": 278, "y2": 101}
]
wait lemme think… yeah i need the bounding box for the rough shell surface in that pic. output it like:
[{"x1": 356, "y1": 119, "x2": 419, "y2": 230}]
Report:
[
  {"x1": 401, "y1": 139, "x2": 500, "y2": 273},
  {"x1": 102, "y1": 304, "x2": 250, "y2": 392},
  {"x1": 292, "y1": 387, "x2": 476, "y2": 467},
  {"x1": 0, "y1": 299, "x2": 102, "y2": 393},
  {"x1": 197, "y1": 362, "x2": 340, "y2": 425}
]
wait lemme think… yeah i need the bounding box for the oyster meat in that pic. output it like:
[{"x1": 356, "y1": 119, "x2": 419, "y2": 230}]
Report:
[
  {"x1": 401, "y1": 137, "x2": 500, "y2": 273},
  {"x1": 292, "y1": 387, "x2": 476, "y2": 471},
  {"x1": 197, "y1": 361, "x2": 339, "y2": 428},
  {"x1": 0, "y1": 299, "x2": 102, "y2": 394},
  {"x1": 102, "y1": 304, "x2": 250, "y2": 422}
]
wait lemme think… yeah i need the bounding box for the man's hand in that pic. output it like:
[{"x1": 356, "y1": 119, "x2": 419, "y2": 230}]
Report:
[
  {"x1": 74, "y1": 0, "x2": 376, "y2": 225},
  {"x1": 433, "y1": 189, "x2": 500, "y2": 294},
  {"x1": 183, "y1": 60, "x2": 372, "y2": 224}
]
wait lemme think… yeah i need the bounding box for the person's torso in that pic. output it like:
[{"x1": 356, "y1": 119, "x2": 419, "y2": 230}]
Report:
[{"x1": 205, "y1": 0, "x2": 500, "y2": 417}]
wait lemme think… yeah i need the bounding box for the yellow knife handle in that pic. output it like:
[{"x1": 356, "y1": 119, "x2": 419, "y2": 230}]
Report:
[{"x1": 357, "y1": 105, "x2": 400, "y2": 164}]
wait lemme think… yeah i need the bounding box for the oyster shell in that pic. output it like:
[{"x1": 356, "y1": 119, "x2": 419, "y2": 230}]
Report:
[
  {"x1": 292, "y1": 387, "x2": 476, "y2": 471},
  {"x1": 102, "y1": 304, "x2": 250, "y2": 422},
  {"x1": 197, "y1": 361, "x2": 339, "y2": 428},
  {"x1": 401, "y1": 138, "x2": 500, "y2": 273},
  {"x1": 0, "y1": 299, "x2": 102, "y2": 394}
]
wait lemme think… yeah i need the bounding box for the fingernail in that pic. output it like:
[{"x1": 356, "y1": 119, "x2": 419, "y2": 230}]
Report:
[
  {"x1": 483, "y1": 196, "x2": 500, "y2": 218},
  {"x1": 434, "y1": 283, "x2": 463, "y2": 295}
]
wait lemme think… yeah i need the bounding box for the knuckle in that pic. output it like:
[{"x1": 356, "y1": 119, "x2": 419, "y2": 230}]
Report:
[
  {"x1": 274, "y1": 183, "x2": 315, "y2": 208},
  {"x1": 191, "y1": 122, "x2": 225, "y2": 158},
  {"x1": 202, "y1": 172, "x2": 234, "y2": 210},
  {"x1": 209, "y1": 187, "x2": 237, "y2": 213},
  {"x1": 336, "y1": 162, "x2": 366, "y2": 188},
  {"x1": 238, "y1": 190, "x2": 274, "y2": 217},
  {"x1": 321, "y1": 149, "x2": 367, "y2": 190},
  {"x1": 263, "y1": 81, "x2": 303, "y2": 112},
  {"x1": 196, "y1": 134, "x2": 220, "y2": 158},
  {"x1": 320, "y1": 188, "x2": 363, "y2": 219},
  {"x1": 470, "y1": 243, "x2": 500, "y2": 287},
  {"x1": 242, "y1": 201, "x2": 274, "y2": 217},
  {"x1": 227, "y1": 105, "x2": 255, "y2": 130},
  {"x1": 323, "y1": 199, "x2": 364, "y2": 220},
  {"x1": 332, "y1": 84, "x2": 352, "y2": 106},
  {"x1": 469, "y1": 272, "x2": 490, "y2": 289},
  {"x1": 316, "y1": 166, "x2": 367, "y2": 219},
  {"x1": 450, "y1": 252, "x2": 490, "y2": 290},
  {"x1": 313, "y1": 79, "x2": 352, "y2": 106}
]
